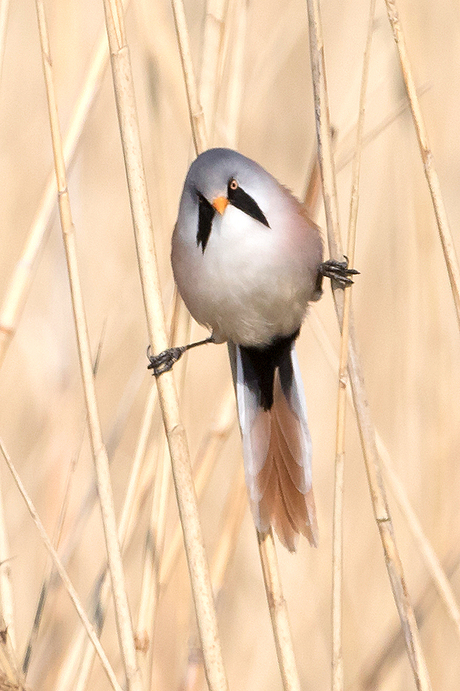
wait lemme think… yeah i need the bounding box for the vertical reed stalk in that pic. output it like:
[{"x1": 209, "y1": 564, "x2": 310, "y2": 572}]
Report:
[
  {"x1": 35, "y1": 1, "x2": 142, "y2": 687},
  {"x1": 306, "y1": 1, "x2": 432, "y2": 689},
  {"x1": 171, "y1": 4, "x2": 302, "y2": 688},
  {"x1": 57, "y1": 385, "x2": 159, "y2": 691},
  {"x1": 199, "y1": 0, "x2": 227, "y2": 137},
  {"x1": 101, "y1": 1, "x2": 227, "y2": 688},
  {"x1": 332, "y1": 1, "x2": 375, "y2": 688},
  {"x1": 310, "y1": 304, "x2": 460, "y2": 657},
  {"x1": 171, "y1": 0, "x2": 208, "y2": 153},
  {"x1": 257, "y1": 531, "x2": 301, "y2": 691}
]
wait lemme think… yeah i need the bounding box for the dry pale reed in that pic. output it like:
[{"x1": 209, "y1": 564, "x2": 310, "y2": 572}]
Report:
[{"x1": 0, "y1": 1, "x2": 459, "y2": 690}]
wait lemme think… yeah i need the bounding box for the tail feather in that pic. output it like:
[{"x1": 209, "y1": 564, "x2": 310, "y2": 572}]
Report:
[
  {"x1": 250, "y1": 409, "x2": 273, "y2": 502},
  {"x1": 231, "y1": 338, "x2": 318, "y2": 551},
  {"x1": 272, "y1": 372, "x2": 307, "y2": 492}
]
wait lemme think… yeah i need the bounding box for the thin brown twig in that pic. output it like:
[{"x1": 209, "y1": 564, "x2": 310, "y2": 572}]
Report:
[
  {"x1": 303, "y1": 148, "x2": 321, "y2": 212},
  {"x1": 305, "y1": 1, "x2": 432, "y2": 689},
  {"x1": 34, "y1": 1, "x2": 142, "y2": 688},
  {"x1": 384, "y1": 0, "x2": 460, "y2": 330}
]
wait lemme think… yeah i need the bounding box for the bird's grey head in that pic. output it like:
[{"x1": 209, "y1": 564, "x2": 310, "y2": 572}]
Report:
[{"x1": 180, "y1": 148, "x2": 277, "y2": 252}]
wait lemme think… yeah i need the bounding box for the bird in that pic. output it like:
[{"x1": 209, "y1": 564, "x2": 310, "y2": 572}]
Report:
[{"x1": 148, "y1": 148, "x2": 357, "y2": 551}]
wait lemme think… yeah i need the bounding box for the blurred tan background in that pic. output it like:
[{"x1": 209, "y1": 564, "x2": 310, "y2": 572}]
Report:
[{"x1": 1, "y1": 0, "x2": 460, "y2": 689}]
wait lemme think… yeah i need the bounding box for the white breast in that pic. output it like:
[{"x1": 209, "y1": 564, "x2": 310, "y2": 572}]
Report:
[{"x1": 172, "y1": 201, "x2": 321, "y2": 347}]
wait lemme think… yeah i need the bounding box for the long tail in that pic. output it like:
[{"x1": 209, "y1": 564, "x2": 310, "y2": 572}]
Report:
[{"x1": 228, "y1": 336, "x2": 318, "y2": 551}]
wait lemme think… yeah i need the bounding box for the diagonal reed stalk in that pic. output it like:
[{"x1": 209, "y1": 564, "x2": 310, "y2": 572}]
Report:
[
  {"x1": 58, "y1": 294, "x2": 181, "y2": 690},
  {"x1": 56, "y1": 387, "x2": 159, "y2": 691},
  {"x1": 57, "y1": 379, "x2": 234, "y2": 690},
  {"x1": 377, "y1": 441, "x2": 460, "y2": 642},
  {"x1": 306, "y1": 1, "x2": 432, "y2": 689},
  {"x1": 34, "y1": 0, "x2": 142, "y2": 688},
  {"x1": 180, "y1": 465, "x2": 247, "y2": 691},
  {"x1": 361, "y1": 551, "x2": 460, "y2": 689},
  {"x1": 0, "y1": 438, "x2": 122, "y2": 691},
  {"x1": 332, "y1": 1, "x2": 376, "y2": 689},
  {"x1": 310, "y1": 305, "x2": 460, "y2": 656},
  {"x1": 384, "y1": 0, "x2": 460, "y2": 331},
  {"x1": 101, "y1": 1, "x2": 228, "y2": 689},
  {"x1": 160, "y1": 382, "x2": 236, "y2": 589},
  {"x1": 22, "y1": 333, "x2": 106, "y2": 677},
  {"x1": 0, "y1": 2, "x2": 130, "y2": 372}
]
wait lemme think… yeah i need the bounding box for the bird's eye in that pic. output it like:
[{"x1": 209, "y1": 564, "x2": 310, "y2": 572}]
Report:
[{"x1": 226, "y1": 179, "x2": 270, "y2": 228}]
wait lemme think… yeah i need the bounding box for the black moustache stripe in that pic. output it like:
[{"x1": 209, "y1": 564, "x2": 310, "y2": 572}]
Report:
[
  {"x1": 228, "y1": 183, "x2": 270, "y2": 228},
  {"x1": 196, "y1": 192, "x2": 215, "y2": 252}
]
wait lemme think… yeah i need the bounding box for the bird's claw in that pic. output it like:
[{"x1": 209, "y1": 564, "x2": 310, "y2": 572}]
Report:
[
  {"x1": 319, "y1": 257, "x2": 359, "y2": 288},
  {"x1": 147, "y1": 345, "x2": 186, "y2": 376}
]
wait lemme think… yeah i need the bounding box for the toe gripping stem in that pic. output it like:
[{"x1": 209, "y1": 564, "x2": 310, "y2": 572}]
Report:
[
  {"x1": 147, "y1": 345, "x2": 187, "y2": 376},
  {"x1": 319, "y1": 256, "x2": 359, "y2": 288},
  {"x1": 147, "y1": 335, "x2": 216, "y2": 377}
]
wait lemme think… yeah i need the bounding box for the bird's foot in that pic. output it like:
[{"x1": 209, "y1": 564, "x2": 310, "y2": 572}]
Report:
[
  {"x1": 147, "y1": 345, "x2": 187, "y2": 376},
  {"x1": 147, "y1": 335, "x2": 217, "y2": 376},
  {"x1": 319, "y1": 257, "x2": 359, "y2": 288}
]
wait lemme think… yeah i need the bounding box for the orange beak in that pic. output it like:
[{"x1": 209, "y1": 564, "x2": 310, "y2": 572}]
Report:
[{"x1": 212, "y1": 196, "x2": 229, "y2": 215}]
